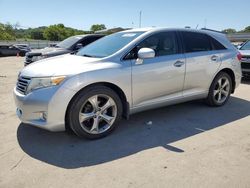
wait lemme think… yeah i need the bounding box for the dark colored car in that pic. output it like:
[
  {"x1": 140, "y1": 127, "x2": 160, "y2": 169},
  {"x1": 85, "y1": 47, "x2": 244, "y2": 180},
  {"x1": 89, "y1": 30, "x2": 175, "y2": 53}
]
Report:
[
  {"x1": 24, "y1": 34, "x2": 104, "y2": 66},
  {"x1": 239, "y1": 40, "x2": 250, "y2": 78},
  {"x1": 14, "y1": 44, "x2": 31, "y2": 51},
  {"x1": 0, "y1": 45, "x2": 30, "y2": 57}
]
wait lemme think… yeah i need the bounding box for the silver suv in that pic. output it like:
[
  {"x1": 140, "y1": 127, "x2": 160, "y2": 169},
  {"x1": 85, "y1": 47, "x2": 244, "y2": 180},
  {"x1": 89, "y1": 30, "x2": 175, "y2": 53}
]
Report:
[{"x1": 14, "y1": 28, "x2": 242, "y2": 139}]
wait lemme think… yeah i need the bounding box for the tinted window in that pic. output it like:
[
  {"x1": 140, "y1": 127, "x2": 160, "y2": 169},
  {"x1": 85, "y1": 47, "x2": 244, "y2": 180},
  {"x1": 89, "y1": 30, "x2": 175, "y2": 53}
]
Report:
[
  {"x1": 182, "y1": 32, "x2": 212, "y2": 53},
  {"x1": 81, "y1": 36, "x2": 102, "y2": 46},
  {"x1": 209, "y1": 36, "x2": 226, "y2": 50},
  {"x1": 124, "y1": 32, "x2": 178, "y2": 59}
]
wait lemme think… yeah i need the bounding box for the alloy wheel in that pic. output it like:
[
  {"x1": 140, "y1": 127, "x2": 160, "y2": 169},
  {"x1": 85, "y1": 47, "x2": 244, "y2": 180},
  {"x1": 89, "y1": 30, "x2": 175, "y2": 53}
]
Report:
[
  {"x1": 213, "y1": 77, "x2": 230, "y2": 104},
  {"x1": 78, "y1": 94, "x2": 117, "y2": 134}
]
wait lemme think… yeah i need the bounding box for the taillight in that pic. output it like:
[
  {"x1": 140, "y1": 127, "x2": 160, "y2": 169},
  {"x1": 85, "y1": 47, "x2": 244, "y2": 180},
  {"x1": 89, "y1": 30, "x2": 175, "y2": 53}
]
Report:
[{"x1": 237, "y1": 53, "x2": 242, "y2": 61}]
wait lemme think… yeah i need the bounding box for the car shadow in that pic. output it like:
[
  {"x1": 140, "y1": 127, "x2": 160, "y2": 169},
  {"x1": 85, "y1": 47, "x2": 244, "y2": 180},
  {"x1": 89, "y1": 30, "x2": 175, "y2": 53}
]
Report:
[{"x1": 17, "y1": 96, "x2": 250, "y2": 169}]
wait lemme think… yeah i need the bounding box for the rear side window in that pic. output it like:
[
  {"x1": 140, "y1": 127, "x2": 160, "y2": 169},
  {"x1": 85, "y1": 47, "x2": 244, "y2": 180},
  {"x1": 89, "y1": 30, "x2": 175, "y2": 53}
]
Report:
[
  {"x1": 209, "y1": 36, "x2": 226, "y2": 50},
  {"x1": 182, "y1": 32, "x2": 212, "y2": 53}
]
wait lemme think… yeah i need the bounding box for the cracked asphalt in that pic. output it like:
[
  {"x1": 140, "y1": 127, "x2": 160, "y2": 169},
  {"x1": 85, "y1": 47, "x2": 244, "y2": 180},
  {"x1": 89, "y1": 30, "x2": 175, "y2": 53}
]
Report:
[{"x1": 0, "y1": 57, "x2": 250, "y2": 188}]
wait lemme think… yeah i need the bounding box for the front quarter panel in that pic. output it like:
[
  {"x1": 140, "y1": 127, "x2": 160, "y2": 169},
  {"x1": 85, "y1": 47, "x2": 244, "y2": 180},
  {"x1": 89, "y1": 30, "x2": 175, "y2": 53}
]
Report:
[{"x1": 62, "y1": 60, "x2": 132, "y2": 105}]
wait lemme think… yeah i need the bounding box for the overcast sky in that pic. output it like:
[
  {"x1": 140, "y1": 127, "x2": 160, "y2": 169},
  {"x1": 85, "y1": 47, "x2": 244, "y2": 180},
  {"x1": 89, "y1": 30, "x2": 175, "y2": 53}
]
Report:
[{"x1": 0, "y1": 0, "x2": 249, "y2": 31}]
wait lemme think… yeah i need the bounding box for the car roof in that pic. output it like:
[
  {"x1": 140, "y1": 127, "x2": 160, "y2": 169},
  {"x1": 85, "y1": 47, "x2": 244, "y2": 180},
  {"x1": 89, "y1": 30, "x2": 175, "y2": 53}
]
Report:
[
  {"x1": 123, "y1": 27, "x2": 224, "y2": 36},
  {"x1": 74, "y1": 34, "x2": 105, "y2": 38}
]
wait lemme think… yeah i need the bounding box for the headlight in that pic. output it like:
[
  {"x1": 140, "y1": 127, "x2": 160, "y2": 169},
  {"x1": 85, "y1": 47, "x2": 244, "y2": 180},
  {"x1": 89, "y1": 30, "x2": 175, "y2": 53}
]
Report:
[
  {"x1": 26, "y1": 76, "x2": 66, "y2": 94},
  {"x1": 32, "y1": 55, "x2": 47, "y2": 62}
]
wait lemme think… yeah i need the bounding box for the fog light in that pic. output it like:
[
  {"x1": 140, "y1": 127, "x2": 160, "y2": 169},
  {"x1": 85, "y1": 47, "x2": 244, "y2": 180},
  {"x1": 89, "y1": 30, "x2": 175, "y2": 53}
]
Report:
[
  {"x1": 40, "y1": 112, "x2": 47, "y2": 121},
  {"x1": 16, "y1": 108, "x2": 22, "y2": 118}
]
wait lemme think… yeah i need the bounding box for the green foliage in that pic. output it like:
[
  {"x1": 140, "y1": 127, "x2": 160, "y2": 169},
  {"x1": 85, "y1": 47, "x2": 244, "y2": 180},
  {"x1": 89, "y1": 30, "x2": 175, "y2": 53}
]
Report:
[
  {"x1": 30, "y1": 27, "x2": 46, "y2": 40},
  {"x1": 43, "y1": 24, "x2": 88, "y2": 41},
  {"x1": 242, "y1": 26, "x2": 250, "y2": 33},
  {"x1": 222, "y1": 28, "x2": 236, "y2": 34},
  {"x1": 43, "y1": 24, "x2": 67, "y2": 41},
  {"x1": 90, "y1": 24, "x2": 106, "y2": 32},
  {"x1": 0, "y1": 22, "x2": 91, "y2": 41},
  {"x1": 0, "y1": 23, "x2": 15, "y2": 40}
]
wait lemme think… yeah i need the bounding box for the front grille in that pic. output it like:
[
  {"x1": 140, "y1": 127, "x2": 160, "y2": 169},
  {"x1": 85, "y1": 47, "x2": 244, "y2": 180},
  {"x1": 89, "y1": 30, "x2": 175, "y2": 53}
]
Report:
[
  {"x1": 25, "y1": 55, "x2": 33, "y2": 65},
  {"x1": 241, "y1": 55, "x2": 250, "y2": 63},
  {"x1": 16, "y1": 76, "x2": 31, "y2": 94},
  {"x1": 241, "y1": 62, "x2": 250, "y2": 70}
]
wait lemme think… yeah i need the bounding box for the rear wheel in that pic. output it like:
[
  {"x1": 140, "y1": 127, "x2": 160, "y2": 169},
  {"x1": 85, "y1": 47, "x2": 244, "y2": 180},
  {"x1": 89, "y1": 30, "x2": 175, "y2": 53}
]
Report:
[
  {"x1": 67, "y1": 86, "x2": 122, "y2": 139},
  {"x1": 206, "y1": 72, "x2": 232, "y2": 106}
]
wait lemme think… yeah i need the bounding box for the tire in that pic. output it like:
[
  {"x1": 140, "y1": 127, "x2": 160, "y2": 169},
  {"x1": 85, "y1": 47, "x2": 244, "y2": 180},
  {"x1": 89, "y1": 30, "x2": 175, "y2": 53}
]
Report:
[
  {"x1": 19, "y1": 51, "x2": 26, "y2": 57},
  {"x1": 66, "y1": 85, "x2": 123, "y2": 139},
  {"x1": 206, "y1": 72, "x2": 232, "y2": 106}
]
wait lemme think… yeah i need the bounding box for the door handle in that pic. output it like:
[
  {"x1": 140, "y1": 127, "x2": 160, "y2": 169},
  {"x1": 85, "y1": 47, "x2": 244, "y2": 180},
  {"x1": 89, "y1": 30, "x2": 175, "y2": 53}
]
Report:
[
  {"x1": 211, "y1": 55, "x2": 219, "y2": 61},
  {"x1": 174, "y1": 61, "x2": 184, "y2": 67}
]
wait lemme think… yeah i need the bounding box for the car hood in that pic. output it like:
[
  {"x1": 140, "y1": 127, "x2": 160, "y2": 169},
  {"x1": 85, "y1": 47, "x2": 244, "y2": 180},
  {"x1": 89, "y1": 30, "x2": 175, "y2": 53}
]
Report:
[
  {"x1": 27, "y1": 47, "x2": 69, "y2": 56},
  {"x1": 239, "y1": 50, "x2": 250, "y2": 56},
  {"x1": 20, "y1": 54, "x2": 116, "y2": 77}
]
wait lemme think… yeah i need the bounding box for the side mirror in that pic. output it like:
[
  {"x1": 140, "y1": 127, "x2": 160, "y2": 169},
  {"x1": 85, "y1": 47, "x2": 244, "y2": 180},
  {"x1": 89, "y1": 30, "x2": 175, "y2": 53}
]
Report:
[
  {"x1": 75, "y1": 43, "x2": 83, "y2": 50},
  {"x1": 137, "y1": 48, "x2": 155, "y2": 59}
]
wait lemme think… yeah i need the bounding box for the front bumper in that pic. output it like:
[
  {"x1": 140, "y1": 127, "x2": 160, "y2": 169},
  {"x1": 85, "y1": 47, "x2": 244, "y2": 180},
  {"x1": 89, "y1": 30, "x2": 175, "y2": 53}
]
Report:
[
  {"x1": 14, "y1": 85, "x2": 76, "y2": 132},
  {"x1": 241, "y1": 61, "x2": 250, "y2": 77}
]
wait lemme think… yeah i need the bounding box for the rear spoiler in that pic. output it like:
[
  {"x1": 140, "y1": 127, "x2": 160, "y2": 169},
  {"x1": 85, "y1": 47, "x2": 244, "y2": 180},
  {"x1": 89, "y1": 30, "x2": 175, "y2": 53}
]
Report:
[{"x1": 200, "y1": 28, "x2": 224, "y2": 34}]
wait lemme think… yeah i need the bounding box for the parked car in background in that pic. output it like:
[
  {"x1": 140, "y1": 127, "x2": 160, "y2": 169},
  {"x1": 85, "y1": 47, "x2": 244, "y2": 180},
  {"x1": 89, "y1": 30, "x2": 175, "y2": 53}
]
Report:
[
  {"x1": 14, "y1": 44, "x2": 31, "y2": 51},
  {"x1": 24, "y1": 34, "x2": 105, "y2": 66},
  {"x1": 239, "y1": 40, "x2": 250, "y2": 78},
  {"x1": 0, "y1": 45, "x2": 30, "y2": 57},
  {"x1": 14, "y1": 28, "x2": 241, "y2": 139}
]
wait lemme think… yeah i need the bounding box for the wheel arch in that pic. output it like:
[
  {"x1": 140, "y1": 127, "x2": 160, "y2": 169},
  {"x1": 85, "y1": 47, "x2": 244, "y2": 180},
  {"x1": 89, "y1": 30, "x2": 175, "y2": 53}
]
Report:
[
  {"x1": 216, "y1": 68, "x2": 236, "y2": 93},
  {"x1": 65, "y1": 82, "x2": 129, "y2": 131}
]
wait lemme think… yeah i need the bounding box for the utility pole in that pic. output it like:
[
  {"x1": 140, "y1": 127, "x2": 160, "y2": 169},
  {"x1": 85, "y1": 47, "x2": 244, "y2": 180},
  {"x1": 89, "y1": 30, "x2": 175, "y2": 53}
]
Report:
[{"x1": 139, "y1": 11, "x2": 142, "y2": 28}]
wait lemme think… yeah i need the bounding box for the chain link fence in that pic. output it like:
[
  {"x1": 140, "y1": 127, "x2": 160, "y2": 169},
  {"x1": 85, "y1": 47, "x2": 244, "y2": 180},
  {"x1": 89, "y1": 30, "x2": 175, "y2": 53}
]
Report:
[{"x1": 0, "y1": 40, "x2": 60, "y2": 49}]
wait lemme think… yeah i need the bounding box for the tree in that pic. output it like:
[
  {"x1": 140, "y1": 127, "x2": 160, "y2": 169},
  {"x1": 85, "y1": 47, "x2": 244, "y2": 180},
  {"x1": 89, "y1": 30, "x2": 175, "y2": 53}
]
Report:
[
  {"x1": 90, "y1": 24, "x2": 106, "y2": 32},
  {"x1": 30, "y1": 27, "x2": 46, "y2": 40},
  {"x1": 242, "y1": 26, "x2": 250, "y2": 33},
  {"x1": 222, "y1": 28, "x2": 236, "y2": 34},
  {"x1": 0, "y1": 23, "x2": 15, "y2": 40},
  {"x1": 43, "y1": 24, "x2": 68, "y2": 41}
]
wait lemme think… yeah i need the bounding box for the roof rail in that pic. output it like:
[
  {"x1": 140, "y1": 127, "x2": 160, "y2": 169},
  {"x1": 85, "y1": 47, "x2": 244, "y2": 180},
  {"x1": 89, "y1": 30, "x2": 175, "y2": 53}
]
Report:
[{"x1": 200, "y1": 28, "x2": 224, "y2": 34}]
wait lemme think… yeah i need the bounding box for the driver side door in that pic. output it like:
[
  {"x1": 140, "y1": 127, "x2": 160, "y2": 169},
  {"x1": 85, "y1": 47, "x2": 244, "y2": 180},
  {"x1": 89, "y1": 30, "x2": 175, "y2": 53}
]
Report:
[{"x1": 128, "y1": 31, "x2": 186, "y2": 108}]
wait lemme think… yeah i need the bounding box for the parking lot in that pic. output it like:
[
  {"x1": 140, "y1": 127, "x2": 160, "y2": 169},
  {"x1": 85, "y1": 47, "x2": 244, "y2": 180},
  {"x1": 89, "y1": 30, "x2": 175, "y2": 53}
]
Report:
[{"x1": 0, "y1": 57, "x2": 250, "y2": 187}]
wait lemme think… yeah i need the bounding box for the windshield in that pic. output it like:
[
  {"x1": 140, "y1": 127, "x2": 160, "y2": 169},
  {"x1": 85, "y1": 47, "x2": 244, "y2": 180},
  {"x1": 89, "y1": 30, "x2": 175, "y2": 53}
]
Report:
[
  {"x1": 56, "y1": 36, "x2": 82, "y2": 49},
  {"x1": 77, "y1": 32, "x2": 144, "y2": 58},
  {"x1": 240, "y1": 41, "x2": 250, "y2": 50}
]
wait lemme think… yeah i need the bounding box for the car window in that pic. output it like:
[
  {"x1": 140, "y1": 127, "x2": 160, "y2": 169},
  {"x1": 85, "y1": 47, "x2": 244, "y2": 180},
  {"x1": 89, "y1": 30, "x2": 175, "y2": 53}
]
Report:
[
  {"x1": 209, "y1": 36, "x2": 226, "y2": 50},
  {"x1": 240, "y1": 41, "x2": 250, "y2": 50},
  {"x1": 56, "y1": 36, "x2": 83, "y2": 49},
  {"x1": 80, "y1": 36, "x2": 101, "y2": 46},
  {"x1": 182, "y1": 32, "x2": 212, "y2": 53},
  {"x1": 124, "y1": 32, "x2": 178, "y2": 60},
  {"x1": 139, "y1": 32, "x2": 178, "y2": 56}
]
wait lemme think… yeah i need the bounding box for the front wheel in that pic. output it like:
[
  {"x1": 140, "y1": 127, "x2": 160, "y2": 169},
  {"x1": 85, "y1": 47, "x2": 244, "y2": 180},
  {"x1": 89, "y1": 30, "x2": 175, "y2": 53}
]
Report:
[
  {"x1": 206, "y1": 72, "x2": 232, "y2": 106},
  {"x1": 66, "y1": 86, "x2": 122, "y2": 139}
]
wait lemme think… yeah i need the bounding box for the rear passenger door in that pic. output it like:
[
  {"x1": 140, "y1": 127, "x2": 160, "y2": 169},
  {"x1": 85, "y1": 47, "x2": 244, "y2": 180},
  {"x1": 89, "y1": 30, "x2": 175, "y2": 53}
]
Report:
[{"x1": 181, "y1": 31, "x2": 222, "y2": 96}]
